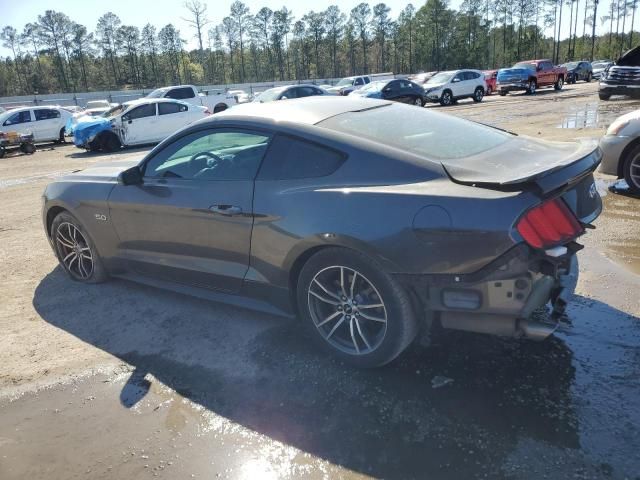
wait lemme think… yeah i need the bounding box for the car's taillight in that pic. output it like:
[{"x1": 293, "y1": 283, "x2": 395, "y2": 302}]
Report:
[{"x1": 516, "y1": 198, "x2": 583, "y2": 249}]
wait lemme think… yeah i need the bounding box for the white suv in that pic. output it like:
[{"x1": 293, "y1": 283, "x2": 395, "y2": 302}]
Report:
[
  {"x1": 423, "y1": 70, "x2": 487, "y2": 106},
  {"x1": 0, "y1": 106, "x2": 71, "y2": 143}
]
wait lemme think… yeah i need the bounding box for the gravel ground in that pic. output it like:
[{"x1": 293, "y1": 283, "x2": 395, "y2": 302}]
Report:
[{"x1": 0, "y1": 81, "x2": 639, "y2": 480}]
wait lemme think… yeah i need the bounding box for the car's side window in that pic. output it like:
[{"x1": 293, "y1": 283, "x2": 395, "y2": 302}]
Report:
[
  {"x1": 3, "y1": 111, "x2": 31, "y2": 126},
  {"x1": 453, "y1": 73, "x2": 463, "y2": 82},
  {"x1": 258, "y1": 134, "x2": 346, "y2": 180},
  {"x1": 144, "y1": 129, "x2": 271, "y2": 181},
  {"x1": 297, "y1": 87, "x2": 315, "y2": 98},
  {"x1": 166, "y1": 87, "x2": 195, "y2": 100},
  {"x1": 364, "y1": 77, "x2": 371, "y2": 84},
  {"x1": 124, "y1": 104, "x2": 156, "y2": 121},
  {"x1": 158, "y1": 102, "x2": 188, "y2": 115},
  {"x1": 355, "y1": 78, "x2": 364, "y2": 86},
  {"x1": 34, "y1": 109, "x2": 61, "y2": 121},
  {"x1": 282, "y1": 88, "x2": 297, "y2": 100}
]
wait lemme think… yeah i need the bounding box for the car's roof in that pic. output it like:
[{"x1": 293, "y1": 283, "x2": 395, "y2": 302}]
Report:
[
  {"x1": 123, "y1": 98, "x2": 189, "y2": 107},
  {"x1": 216, "y1": 96, "x2": 393, "y2": 125}
]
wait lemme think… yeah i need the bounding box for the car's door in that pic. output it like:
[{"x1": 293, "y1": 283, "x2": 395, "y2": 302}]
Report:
[
  {"x1": 382, "y1": 80, "x2": 402, "y2": 101},
  {"x1": 450, "y1": 72, "x2": 465, "y2": 97},
  {"x1": 1, "y1": 110, "x2": 34, "y2": 138},
  {"x1": 539, "y1": 61, "x2": 554, "y2": 85},
  {"x1": 33, "y1": 108, "x2": 61, "y2": 140},
  {"x1": 108, "y1": 127, "x2": 272, "y2": 292},
  {"x1": 120, "y1": 103, "x2": 159, "y2": 145},
  {"x1": 157, "y1": 101, "x2": 190, "y2": 139},
  {"x1": 279, "y1": 87, "x2": 298, "y2": 100}
]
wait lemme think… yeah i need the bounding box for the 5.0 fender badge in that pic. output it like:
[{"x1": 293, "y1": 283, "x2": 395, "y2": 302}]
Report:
[{"x1": 94, "y1": 214, "x2": 107, "y2": 221}]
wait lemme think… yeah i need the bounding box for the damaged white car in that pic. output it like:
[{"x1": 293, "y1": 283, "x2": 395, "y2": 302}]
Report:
[{"x1": 72, "y1": 98, "x2": 209, "y2": 152}]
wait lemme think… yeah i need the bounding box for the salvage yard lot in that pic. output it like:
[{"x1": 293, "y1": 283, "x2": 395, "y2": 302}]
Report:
[{"x1": 1, "y1": 81, "x2": 640, "y2": 479}]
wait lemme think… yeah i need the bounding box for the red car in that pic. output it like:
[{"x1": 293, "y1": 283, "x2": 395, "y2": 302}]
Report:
[{"x1": 483, "y1": 70, "x2": 497, "y2": 95}]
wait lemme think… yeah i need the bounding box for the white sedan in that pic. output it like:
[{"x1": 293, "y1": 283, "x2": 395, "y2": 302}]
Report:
[
  {"x1": 73, "y1": 98, "x2": 209, "y2": 152},
  {"x1": 0, "y1": 106, "x2": 72, "y2": 143}
]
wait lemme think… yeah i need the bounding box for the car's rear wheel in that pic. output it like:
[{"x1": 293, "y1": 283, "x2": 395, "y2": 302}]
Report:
[
  {"x1": 586, "y1": 72, "x2": 592, "y2": 82},
  {"x1": 297, "y1": 248, "x2": 418, "y2": 368},
  {"x1": 439, "y1": 90, "x2": 453, "y2": 106},
  {"x1": 51, "y1": 211, "x2": 107, "y2": 283},
  {"x1": 473, "y1": 87, "x2": 484, "y2": 102},
  {"x1": 499, "y1": 90, "x2": 507, "y2": 96},
  {"x1": 554, "y1": 77, "x2": 564, "y2": 90},
  {"x1": 622, "y1": 145, "x2": 640, "y2": 194},
  {"x1": 599, "y1": 92, "x2": 611, "y2": 101}
]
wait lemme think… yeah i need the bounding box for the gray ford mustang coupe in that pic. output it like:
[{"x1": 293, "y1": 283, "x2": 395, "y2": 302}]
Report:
[{"x1": 42, "y1": 97, "x2": 602, "y2": 367}]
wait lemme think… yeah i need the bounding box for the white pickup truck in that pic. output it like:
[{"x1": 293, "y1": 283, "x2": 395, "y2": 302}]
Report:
[
  {"x1": 146, "y1": 85, "x2": 238, "y2": 113},
  {"x1": 324, "y1": 73, "x2": 395, "y2": 96}
]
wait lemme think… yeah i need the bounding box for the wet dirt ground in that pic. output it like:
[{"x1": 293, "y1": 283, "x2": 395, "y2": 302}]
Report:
[{"x1": 1, "y1": 81, "x2": 640, "y2": 479}]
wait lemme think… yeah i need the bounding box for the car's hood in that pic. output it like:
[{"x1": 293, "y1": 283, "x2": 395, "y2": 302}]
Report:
[
  {"x1": 60, "y1": 158, "x2": 140, "y2": 183},
  {"x1": 424, "y1": 82, "x2": 446, "y2": 90},
  {"x1": 616, "y1": 45, "x2": 640, "y2": 66},
  {"x1": 325, "y1": 85, "x2": 346, "y2": 93},
  {"x1": 442, "y1": 136, "x2": 600, "y2": 190},
  {"x1": 497, "y1": 68, "x2": 530, "y2": 78}
]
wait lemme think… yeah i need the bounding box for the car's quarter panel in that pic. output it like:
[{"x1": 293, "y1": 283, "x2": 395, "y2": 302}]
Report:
[{"x1": 107, "y1": 178, "x2": 254, "y2": 293}]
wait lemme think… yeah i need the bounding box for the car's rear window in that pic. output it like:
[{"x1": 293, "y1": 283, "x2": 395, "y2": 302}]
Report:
[{"x1": 317, "y1": 104, "x2": 511, "y2": 160}]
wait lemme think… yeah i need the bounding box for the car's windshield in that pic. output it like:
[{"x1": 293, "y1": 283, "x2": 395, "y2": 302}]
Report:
[
  {"x1": 426, "y1": 72, "x2": 454, "y2": 84},
  {"x1": 563, "y1": 62, "x2": 579, "y2": 69},
  {"x1": 146, "y1": 88, "x2": 168, "y2": 98},
  {"x1": 254, "y1": 87, "x2": 287, "y2": 102},
  {"x1": 336, "y1": 78, "x2": 354, "y2": 87},
  {"x1": 360, "y1": 81, "x2": 387, "y2": 92},
  {"x1": 102, "y1": 104, "x2": 127, "y2": 118},
  {"x1": 513, "y1": 62, "x2": 536, "y2": 70},
  {"x1": 319, "y1": 104, "x2": 510, "y2": 160}
]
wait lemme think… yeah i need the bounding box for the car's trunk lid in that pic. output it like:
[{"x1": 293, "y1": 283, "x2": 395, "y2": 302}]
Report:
[{"x1": 442, "y1": 137, "x2": 602, "y2": 224}]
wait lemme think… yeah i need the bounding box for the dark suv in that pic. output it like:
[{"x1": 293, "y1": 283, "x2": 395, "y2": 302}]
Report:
[{"x1": 563, "y1": 61, "x2": 593, "y2": 83}]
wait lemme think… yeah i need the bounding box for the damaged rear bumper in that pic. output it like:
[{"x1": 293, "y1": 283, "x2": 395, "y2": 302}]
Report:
[{"x1": 396, "y1": 244, "x2": 580, "y2": 340}]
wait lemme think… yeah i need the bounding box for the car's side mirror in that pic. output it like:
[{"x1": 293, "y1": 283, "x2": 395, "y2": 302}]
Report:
[
  {"x1": 383, "y1": 87, "x2": 391, "y2": 93},
  {"x1": 117, "y1": 166, "x2": 143, "y2": 186},
  {"x1": 281, "y1": 95, "x2": 288, "y2": 100},
  {"x1": 452, "y1": 78, "x2": 460, "y2": 83}
]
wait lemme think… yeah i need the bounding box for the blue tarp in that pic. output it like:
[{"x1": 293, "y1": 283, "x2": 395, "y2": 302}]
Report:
[{"x1": 73, "y1": 117, "x2": 112, "y2": 147}]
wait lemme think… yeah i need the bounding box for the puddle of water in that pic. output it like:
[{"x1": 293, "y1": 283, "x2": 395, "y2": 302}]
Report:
[
  {"x1": 595, "y1": 183, "x2": 640, "y2": 274},
  {"x1": 557, "y1": 102, "x2": 628, "y2": 129}
]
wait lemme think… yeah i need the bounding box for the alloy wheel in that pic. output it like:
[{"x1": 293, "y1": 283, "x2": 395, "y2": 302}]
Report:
[
  {"x1": 441, "y1": 92, "x2": 451, "y2": 105},
  {"x1": 629, "y1": 155, "x2": 640, "y2": 190},
  {"x1": 307, "y1": 265, "x2": 388, "y2": 355},
  {"x1": 56, "y1": 222, "x2": 94, "y2": 280},
  {"x1": 414, "y1": 97, "x2": 422, "y2": 106}
]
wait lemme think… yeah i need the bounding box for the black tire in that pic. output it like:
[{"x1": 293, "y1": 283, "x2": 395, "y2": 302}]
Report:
[
  {"x1": 473, "y1": 87, "x2": 484, "y2": 103},
  {"x1": 586, "y1": 72, "x2": 592, "y2": 82},
  {"x1": 599, "y1": 92, "x2": 611, "y2": 101},
  {"x1": 0, "y1": 146, "x2": 5, "y2": 158},
  {"x1": 622, "y1": 144, "x2": 640, "y2": 194},
  {"x1": 20, "y1": 143, "x2": 36, "y2": 154},
  {"x1": 499, "y1": 90, "x2": 507, "y2": 96},
  {"x1": 413, "y1": 96, "x2": 424, "y2": 107},
  {"x1": 51, "y1": 211, "x2": 108, "y2": 284},
  {"x1": 439, "y1": 90, "x2": 453, "y2": 106},
  {"x1": 297, "y1": 247, "x2": 419, "y2": 368},
  {"x1": 527, "y1": 80, "x2": 537, "y2": 95},
  {"x1": 87, "y1": 137, "x2": 102, "y2": 152},
  {"x1": 554, "y1": 76, "x2": 564, "y2": 90},
  {"x1": 100, "y1": 132, "x2": 121, "y2": 152},
  {"x1": 58, "y1": 127, "x2": 66, "y2": 143}
]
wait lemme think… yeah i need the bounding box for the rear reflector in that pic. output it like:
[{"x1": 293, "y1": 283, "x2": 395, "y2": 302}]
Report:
[{"x1": 516, "y1": 198, "x2": 583, "y2": 249}]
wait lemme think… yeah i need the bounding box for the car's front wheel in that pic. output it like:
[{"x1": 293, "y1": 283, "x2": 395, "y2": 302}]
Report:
[
  {"x1": 297, "y1": 248, "x2": 418, "y2": 368},
  {"x1": 439, "y1": 90, "x2": 453, "y2": 106},
  {"x1": 413, "y1": 96, "x2": 424, "y2": 107},
  {"x1": 51, "y1": 211, "x2": 108, "y2": 283}
]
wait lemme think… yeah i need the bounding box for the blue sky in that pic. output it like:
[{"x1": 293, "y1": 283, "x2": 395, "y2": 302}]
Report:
[{"x1": 2, "y1": 0, "x2": 607, "y2": 57}]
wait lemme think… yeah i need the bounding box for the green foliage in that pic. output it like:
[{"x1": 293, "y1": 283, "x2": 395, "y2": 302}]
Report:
[{"x1": 1, "y1": 1, "x2": 638, "y2": 96}]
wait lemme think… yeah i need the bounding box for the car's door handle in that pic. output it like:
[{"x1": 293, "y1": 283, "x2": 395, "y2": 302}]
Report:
[{"x1": 209, "y1": 204, "x2": 242, "y2": 216}]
